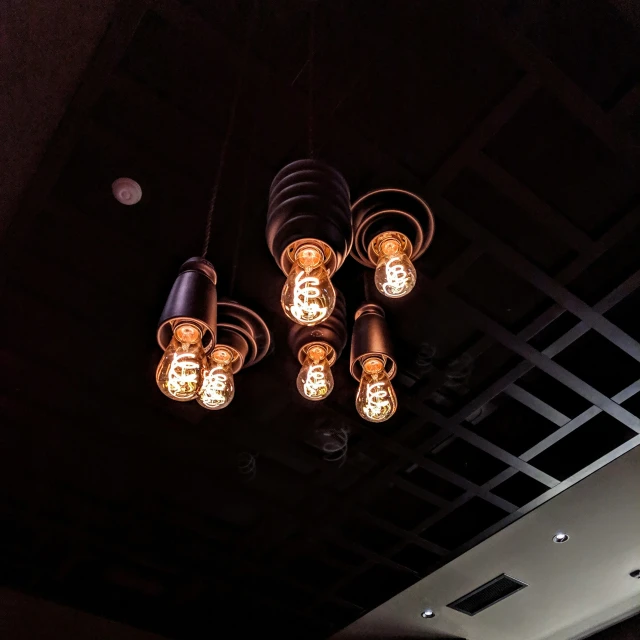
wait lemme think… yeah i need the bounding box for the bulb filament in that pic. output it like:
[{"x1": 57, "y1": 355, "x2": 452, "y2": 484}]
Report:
[
  {"x1": 167, "y1": 352, "x2": 201, "y2": 397},
  {"x1": 200, "y1": 367, "x2": 230, "y2": 408},
  {"x1": 362, "y1": 381, "x2": 392, "y2": 420},
  {"x1": 382, "y1": 256, "x2": 410, "y2": 296},
  {"x1": 303, "y1": 363, "x2": 329, "y2": 398},
  {"x1": 290, "y1": 269, "x2": 327, "y2": 324}
]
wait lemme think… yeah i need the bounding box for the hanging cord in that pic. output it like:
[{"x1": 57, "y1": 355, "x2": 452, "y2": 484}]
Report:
[
  {"x1": 228, "y1": 67, "x2": 262, "y2": 297},
  {"x1": 307, "y1": 2, "x2": 316, "y2": 159},
  {"x1": 202, "y1": 2, "x2": 259, "y2": 259}
]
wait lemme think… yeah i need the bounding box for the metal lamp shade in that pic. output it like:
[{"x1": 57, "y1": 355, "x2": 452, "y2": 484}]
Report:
[
  {"x1": 350, "y1": 303, "x2": 397, "y2": 381},
  {"x1": 157, "y1": 257, "x2": 218, "y2": 352},
  {"x1": 266, "y1": 159, "x2": 353, "y2": 276}
]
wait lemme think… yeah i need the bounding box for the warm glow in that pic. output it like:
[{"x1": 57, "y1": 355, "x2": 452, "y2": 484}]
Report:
[
  {"x1": 156, "y1": 323, "x2": 205, "y2": 401},
  {"x1": 373, "y1": 233, "x2": 417, "y2": 298},
  {"x1": 355, "y1": 357, "x2": 397, "y2": 422},
  {"x1": 197, "y1": 347, "x2": 236, "y2": 410},
  {"x1": 297, "y1": 344, "x2": 334, "y2": 401},
  {"x1": 281, "y1": 244, "x2": 336, "y2": 326}
]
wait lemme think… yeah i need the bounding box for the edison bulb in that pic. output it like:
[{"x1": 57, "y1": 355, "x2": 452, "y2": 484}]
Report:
[
  {"x1": 197, "y1": 346, "x2": 236, "y2": 410},
  {"x1": 373, "y1": 233, "x2": 417, "y2": 298},
  {"x1": 297, "y1": 344, "x2": 334, "y2": 401},
  {"x1": 281, "y1": 243, "x2": 336, "y2": 326},
  {"x1": 156, "y1": 323, "x2": 205, "y2": 401},
  {"x1": 355, "y1": 357, "x2": 397, "y2": 422}
]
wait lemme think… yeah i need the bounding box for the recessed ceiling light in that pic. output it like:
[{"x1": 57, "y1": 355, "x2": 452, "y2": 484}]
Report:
[
  {"x1": 553, "y1": 532, "x2": 569, "y2": 543},
  {"x1": 421, "y1": 608, "x2": 435, "y2": 618}
]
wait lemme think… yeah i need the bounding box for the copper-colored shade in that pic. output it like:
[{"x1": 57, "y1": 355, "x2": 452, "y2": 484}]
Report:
[
  {"x1": 266, "y1": 159, "x2": 353, "y2": 276},
  {"x1": 351, "y1": 188, "x2": 435, "y2": 268}
]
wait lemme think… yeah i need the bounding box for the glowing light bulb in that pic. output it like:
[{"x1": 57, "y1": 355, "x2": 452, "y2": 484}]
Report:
[
  {"x1": 373, "y1": 233, "x2": 417, "y2": 298},
  {"x1": 355, "y1": 357, "x2": 397, "y2": 422},
  {"x1": 156, "y1": 323, "x2": 205, "y2": 401},
  {"x1": 197, "y1": 346, "x2": 236, "y2": 410},
  {"x1": 281, "y1": 244, "x2": 336, "y2": 326},
  {"x1": 297, "y1": 344, "x2": 334, "y2": 401}
]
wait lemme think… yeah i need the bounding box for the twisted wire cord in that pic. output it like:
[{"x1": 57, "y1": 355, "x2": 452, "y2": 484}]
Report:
[{"x1": 202, "y1": 2, "x2": 259, "y2": 258}]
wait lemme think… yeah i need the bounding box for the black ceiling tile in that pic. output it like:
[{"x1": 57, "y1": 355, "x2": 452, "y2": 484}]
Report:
[
  {"x1": 529, "y1": 412, "x2": 637, "y2": 481},
  {"x1": 399, "y1": 465, "x2": 465, "y2": 502},
  {"x1": 427, "y1": 437, "x2": 510, "y2": 486},
  {"x1": 417, "y1": 217, "x2": 471, "y2": 278},
  {"x1": 392, "y1": 544, "x2": 441, "y2": 576},
  {"x1": 323, "y1": 542, "x2": 365, "y2": 568},
  {"x1": 491, "y1": 472, "x2": 549, "y2": 508},
  {"x1": 366, "y1": 485, "x2": 439, "y2": 530},
  {"x1": 421, "y1": 497, "x2": 510, "y2": 550},
  {"x1": 526, "y1": 0, "x2": 640, "y2": 106},
  {"x1": 604, "y1": 288, "x2": 640, "y2": 343},
  {"x1": 470, "y1": 395, "x2": 561, "y2": 457},
  {"x1": 519, "y1": 369, "x2": 592, "y2": 418},
  {"x1": 485, "y1": 91, "x2": 638, "y2": 236},
  {"x1": 450, "y1": 255, "x2": 550, "y2": 329},
  {"x1": 444, "y1": 169, "x2": 576, "y2": 274},
  {"x1": 622, "y1": 392, "x2": 640, "y2": 417},
  {"x1": 287, "y1": 556, "x2": 347, "y2": 591},
  {"x1": 553, "y1": 330, "x2": 640, "y2": 397},
  {"x1": 340, "y1": 518, "x2": 402, "y2": 555},
  {"x1": 568, "y1": 224, "x2": 640, "y2": 306},
  {"x1": 527, "y1": 311, "x2": 582, "y2": 352},
  {"x1": 396, "y1": 422, "x2": 442, "y2": 449}
]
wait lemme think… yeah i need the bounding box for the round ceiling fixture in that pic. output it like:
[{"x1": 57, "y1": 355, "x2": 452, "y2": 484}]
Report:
[
  {"x1": 421, "y1": 608, "x2": 435, "y2": 619},
  {"x1": 112, "y1": 177, "x2": 142, "y2": 205},
  {"x1": 553, "y1": 532, "x2": 569, "y2": 543}
]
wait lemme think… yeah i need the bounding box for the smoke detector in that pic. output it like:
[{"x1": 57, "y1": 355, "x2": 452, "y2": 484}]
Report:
[{"x1": 112, "y1": 178, "x2": 142, "y2": 205}]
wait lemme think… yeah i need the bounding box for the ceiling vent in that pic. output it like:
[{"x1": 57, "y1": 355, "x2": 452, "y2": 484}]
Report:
[{"x1": 447, "y1": 574, "x2": 527, "y2": 616}]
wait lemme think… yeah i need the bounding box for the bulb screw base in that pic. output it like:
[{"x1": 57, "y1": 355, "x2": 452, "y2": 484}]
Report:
[
  {"x1": 266, "y1": 159, "x2": 353, "y2": 277},
  {"x1": 288, "y1": 290, "x2": 348, "y2": 366},
  {"x1": 351, "y1": 188, "x2": 435, "y2": 268},
  {"x1": 350, "y1": 303, "x2": 397, "y2": 381},
  {"x1": 157, "y1": 257, "x2": 218, "y2": 352}
]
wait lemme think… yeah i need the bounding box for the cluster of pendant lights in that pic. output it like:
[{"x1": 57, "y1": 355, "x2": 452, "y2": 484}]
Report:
[{"x1": 155, "y1": 158, "x2": 434, "y2": 423}]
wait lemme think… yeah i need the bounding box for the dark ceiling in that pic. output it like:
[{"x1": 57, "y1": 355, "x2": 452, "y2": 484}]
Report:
[{"x1": 2, "y1": 0, "x2": 640, "y2": 638}]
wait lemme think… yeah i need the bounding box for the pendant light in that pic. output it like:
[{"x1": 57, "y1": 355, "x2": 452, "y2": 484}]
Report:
[
  {"x1": 197, "y1": 300, "x2": 271, "y2": 410},
  {"x1": 266, "y1": 160, "x2": 352, "y2": 326},
  {"x1": 288, "y1": 291, "x2": 347, "y2": 401},
  {"x1": 350, "y1": 303, "x2": 398, "y2": 422},
  {"x1": 155, "y1": 2, "x2": 268, "y2": 408},
  {"x1": 351, "y1": 189, "x2": 435, "y2": 298},
  {"x1": 156, "y1": 258, "x2": 218, "y2": 401},
  {"x1": 265, "y1": 4, "x2": 353, "y2": 327}
]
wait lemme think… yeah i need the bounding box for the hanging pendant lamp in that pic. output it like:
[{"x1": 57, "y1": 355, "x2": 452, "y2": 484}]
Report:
[
  {"x1": 197, "y1": 300, "x2": 271, "y2": 410},
  {"x1": 266, "y1": 159, "x2": 353, "y2": 327},
  {"x1": 350, "y1": 303, "x2": 398, "y2": 422},
  {"x1": 156, "y1": 258, "x2": 218, "y2": 401},
  {"x1": 351, "y1": 189, "x2": 435, "y2": 299},
  {"x1": 288, "y1": 290, "x2": 347, "y2": 401}
]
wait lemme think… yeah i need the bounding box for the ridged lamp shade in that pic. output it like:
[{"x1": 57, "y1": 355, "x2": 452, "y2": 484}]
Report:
[
  {"x1": 216, "y1": 300, "x2": 272, "y2": 374},
  {"x1": 351, "y1": 189, "x2": 435, "y2": 268},
  {"x1": 266, "y1": 159, "x2": 353, "y2": 277}
]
